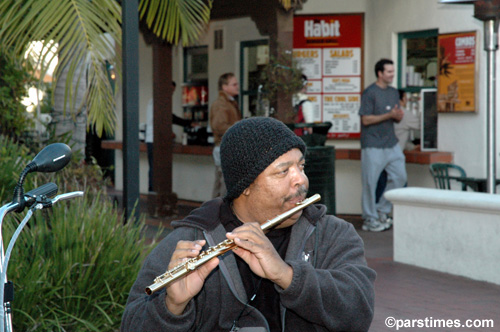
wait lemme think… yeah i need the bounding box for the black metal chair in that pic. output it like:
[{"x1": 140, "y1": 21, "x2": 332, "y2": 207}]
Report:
[{"x1": 429, "y1": 163, "x2": 467, "y2": 191}]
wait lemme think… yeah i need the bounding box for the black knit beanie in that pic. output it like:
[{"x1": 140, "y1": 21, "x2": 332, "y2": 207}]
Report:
[{"x1": 220, "y1": 117, "x2": 306, "y2": 202}]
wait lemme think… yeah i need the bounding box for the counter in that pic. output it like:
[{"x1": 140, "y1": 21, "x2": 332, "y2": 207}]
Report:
[
  {"x1": 101, "y1": 141, "x2": 213, "y2": 156},
  {"x1": 101, "y1": 141, "x2": 453, "y2": 164},
  {"x1": 102, "y1": 141, "x2": 452, "y2": 213}
]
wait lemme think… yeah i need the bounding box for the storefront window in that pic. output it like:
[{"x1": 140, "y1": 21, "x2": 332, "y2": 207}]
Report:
[
  {"x1": 183, "y1": 46, "x2": 209, "y2": 142},
  {"x1": 184, "y1": 46, "x2": 208, "y2": 82},
  {"x1": 398, "y1": 30, "x2": 440, "y2": 152},
  {"x1": 398, "y1": 29, "x2": 438, "y2": 91}
]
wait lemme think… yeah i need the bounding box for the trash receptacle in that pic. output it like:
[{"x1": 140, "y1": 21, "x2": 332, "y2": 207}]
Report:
[
  {"x1": 286, "y1": 122, "x2": 336, "y2": 214},
  {"x1": 292, "y1": 122, "x2": 332, "y2": 147},
  {"x1": 305, "y1": 146, "x2": 336, "y2": 214}
]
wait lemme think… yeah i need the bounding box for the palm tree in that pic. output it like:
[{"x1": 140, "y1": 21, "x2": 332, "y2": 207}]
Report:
[
  {"x1": 0, "y1": 0, "x2": 212, "y2": 153},
  {"x1": 0, "y1": 0, "x2": 293, "y2": 154},
  {"x1": 0, "y1": 1, "x2": 120, "y2": 148}
]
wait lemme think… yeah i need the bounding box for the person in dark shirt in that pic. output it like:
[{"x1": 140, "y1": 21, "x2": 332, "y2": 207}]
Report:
[
  {"x1": 122, "y1": 117, "x2": 376, "y2": 331},
  {"x1": 358, "y1": 59, "x2": 407, "y2": 232}
]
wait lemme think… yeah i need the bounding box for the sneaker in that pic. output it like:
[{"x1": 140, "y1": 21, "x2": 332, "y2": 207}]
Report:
[
  {"x1": 362, "y1": 219, "x2": 386, "y2": 232},
  {"x1": 378, "y1": 213, "x2": 393, "y2": 230}
]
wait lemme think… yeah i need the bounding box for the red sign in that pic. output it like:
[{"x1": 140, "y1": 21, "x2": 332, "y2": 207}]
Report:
[
  {"x1": 294, "y1": 14, "x2": 363, "y2": 49},
  {"x1": 294, "y1": 14, "x2": 364, "y2": 139},
  {"x1": 438, "y1": 32, "x2": 476, "y2": 65}
]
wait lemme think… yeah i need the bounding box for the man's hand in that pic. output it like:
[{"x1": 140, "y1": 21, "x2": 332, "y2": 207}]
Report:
[
  {"x1": 226, "y1": 223, "x2": 293, "y2": 290},
  {"x1": 361, "y1": 104, "x2": 404, "y2": 126},
  {"x1": 165, "y1": 240, "x2": 219, "y2": 315},
  {"x1": 391, "y1": 104, "x2": 404, "y2": 122}
]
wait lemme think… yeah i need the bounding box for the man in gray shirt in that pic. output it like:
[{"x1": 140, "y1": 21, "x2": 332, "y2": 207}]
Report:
[{"x1": 358, "y1": 59, "x2": 407, "y2": 232}]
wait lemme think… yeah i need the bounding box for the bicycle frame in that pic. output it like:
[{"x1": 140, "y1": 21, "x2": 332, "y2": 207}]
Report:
[{"x1": 0, "y1": 186, "x2": 83, "y2": 332}]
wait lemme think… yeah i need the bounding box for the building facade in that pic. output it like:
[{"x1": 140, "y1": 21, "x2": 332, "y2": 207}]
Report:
[{"x1": 110, "y1": 0, "x2": 498, "y2": 215}]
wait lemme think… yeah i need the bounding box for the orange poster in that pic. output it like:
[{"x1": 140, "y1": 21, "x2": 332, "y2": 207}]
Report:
[{"x1": 437, "y1": 31, "x2": 477, "y2": 112}]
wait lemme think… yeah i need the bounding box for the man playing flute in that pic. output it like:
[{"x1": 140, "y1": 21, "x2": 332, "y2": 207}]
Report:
[{"x1": 121, "y1": 117, "x2": 376, "y2": 331}]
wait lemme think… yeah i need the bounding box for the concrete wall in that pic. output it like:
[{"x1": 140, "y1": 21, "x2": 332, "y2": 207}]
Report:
[{"x1": 386, "y1": 188, "x2": 500, "y2": 286}]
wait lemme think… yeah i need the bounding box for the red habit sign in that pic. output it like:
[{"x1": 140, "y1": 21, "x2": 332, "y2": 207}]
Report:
[{"x1": 293, "y1": 14, "x2": 364, "y2": 139}]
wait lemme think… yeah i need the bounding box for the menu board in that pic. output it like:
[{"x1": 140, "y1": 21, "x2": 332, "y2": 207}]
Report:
[
  {"x1": 293, "y1": 14, "x2": 364, "y2": 138},
  {"x1": 437, "y1": 31, "x2": 477, "y2": 113}
]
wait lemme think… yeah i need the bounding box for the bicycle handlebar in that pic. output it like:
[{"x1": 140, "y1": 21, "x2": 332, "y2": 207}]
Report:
[
  {"x1": 0, "y1": 183, "x2": 59, "y2": 222},
  {"x1": 25, "y1": 183, "x2": 58, "y2": 205},
  {"x1": 32, "y1": 191, "x2": 84, "y2": 210},
  {"x1": 26, "y1": 182, "x2": 58, "y2": 198}
]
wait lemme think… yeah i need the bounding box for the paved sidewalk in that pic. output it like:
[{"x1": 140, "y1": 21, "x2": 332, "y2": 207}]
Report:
[{"x1": 359, "y1": 229, "x2": 500, "y2": 332}]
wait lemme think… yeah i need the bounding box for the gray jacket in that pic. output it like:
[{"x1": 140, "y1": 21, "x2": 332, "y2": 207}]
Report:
[{"x1": 121, "y1": 199, "x2": 376, "y2": 331}]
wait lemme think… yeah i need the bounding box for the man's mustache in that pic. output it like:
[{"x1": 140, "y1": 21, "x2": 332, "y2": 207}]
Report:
[{"x1": 284, "y1": 186, "x2": 308, "y2": 203}]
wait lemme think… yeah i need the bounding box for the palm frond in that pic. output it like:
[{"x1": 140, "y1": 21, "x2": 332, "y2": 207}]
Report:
[
  {"x1": 0, "y1": 0, "x2": 122, "y2": 136},
  {"x1": 139, "y1": 0, "x2": 212, "y2": 46},
  {"x1": 279, "y1": 0, "x2": 292, "y2": 10}
]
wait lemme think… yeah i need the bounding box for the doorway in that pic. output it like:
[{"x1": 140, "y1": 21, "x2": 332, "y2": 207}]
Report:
[{"x1": 239, "y1": 39, "x2": 269, "y2": 118}]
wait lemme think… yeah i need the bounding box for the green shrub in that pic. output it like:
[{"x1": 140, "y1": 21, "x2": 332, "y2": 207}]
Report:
[
  {"x1": 0, "y1": 51, "x2": 34, "y2": 140},
  {"x1": 0, "y1": 135, "x2": 108, "y2": 204},
  {"x1": 0, "y1": 136, "x2": 161, "y2": 331},
  {"x1": 0, "y1": 136, "x2": 35, "y2": 204},
  {"x1": 4, "y1": 193, "x2": 155, "y2": 331}
]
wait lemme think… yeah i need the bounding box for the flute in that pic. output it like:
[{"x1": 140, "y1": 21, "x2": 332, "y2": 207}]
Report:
[{"x1": 145, "y1": 193, "x2": 321, "y2": 295}]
